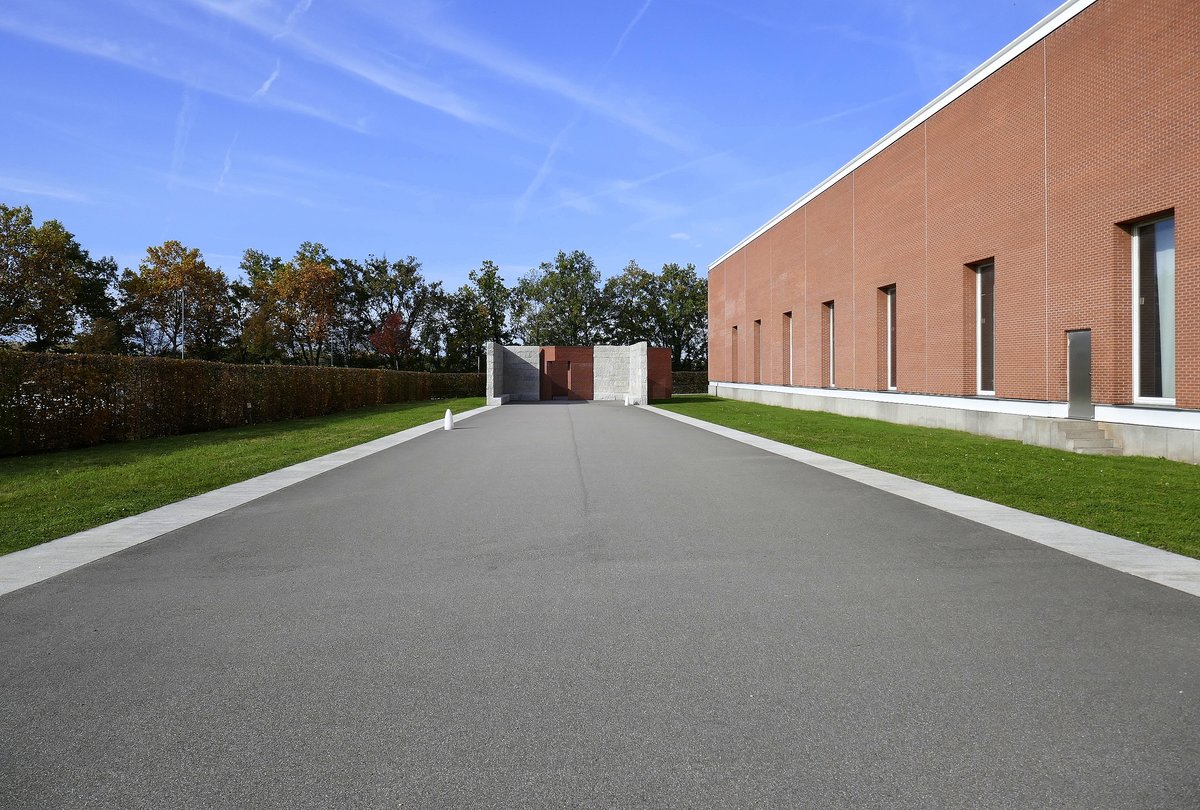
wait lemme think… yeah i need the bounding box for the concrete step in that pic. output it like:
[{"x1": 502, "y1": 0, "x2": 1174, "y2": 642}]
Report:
[
  {"x1": 1076, "y1": 446, "x2": 1122, "y2": 456},
  {"x1": 1061, "y1": 423, "x2": 1106, "y2": 437},
  {"x1": 1052, "y1": 419, "x2": 1122, "y2": 456},
  {"x1": 1070, "y1": 437, "x2": 1115, "y2": 449}
]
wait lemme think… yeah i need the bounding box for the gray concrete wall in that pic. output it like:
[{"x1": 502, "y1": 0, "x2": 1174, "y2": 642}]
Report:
[
  {"x1": 709, "y1": 383, "x2": 1200, "y2": 464},
  {"x1": 627, "y1": 342, "x2": 648, "y2": 405},
  {"x1": 1107, "y1": 422, "x2": 1200, "y2": 464},
  {"x1": 502, "y1": 346, "x2": 541, "y2": 401},
  {"x1": 485, "y1": 342, "x2": 507, "y2": 405},
  {"x1": 593, "y1": 345, "x2": 630, "y2": 401}
]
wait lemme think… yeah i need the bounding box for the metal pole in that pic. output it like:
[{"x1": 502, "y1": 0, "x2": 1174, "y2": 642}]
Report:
[{"x1": 180, "y1": 286, "x2": 186, "y2": 360}]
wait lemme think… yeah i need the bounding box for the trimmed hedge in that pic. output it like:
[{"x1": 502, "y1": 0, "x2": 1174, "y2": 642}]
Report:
[
  {"x1": 0, "y1": 352, "x2": 484, "y2": 456},
  {"x1": 430, "y1": 372, "x2": 487, "y2": 400},
  {"x1": 671, "y1": 371, "x2": 709, "y2": 394}
]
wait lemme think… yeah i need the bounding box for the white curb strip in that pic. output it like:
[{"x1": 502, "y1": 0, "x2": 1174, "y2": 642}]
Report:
[
  {"x1": 0, "y1": 405, "x2": 499, "y2": 597},
  {"x1": 643, "y1": 404, "x2": 1200, "y2": 599}
]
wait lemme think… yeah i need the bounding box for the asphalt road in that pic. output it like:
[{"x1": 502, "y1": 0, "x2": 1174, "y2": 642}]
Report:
[{"x1": 1, "y1": 401, "x2": 1198, "y2": 808}]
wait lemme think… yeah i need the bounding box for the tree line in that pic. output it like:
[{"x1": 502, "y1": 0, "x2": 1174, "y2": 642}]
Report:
[{"x1": 0, "y1": 203, "x2": 708, "y2": 372}]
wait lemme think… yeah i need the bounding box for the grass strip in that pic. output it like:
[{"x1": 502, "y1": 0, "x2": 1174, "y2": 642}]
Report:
[
  {"x1": 654, "y1": 395, "x2": 1200, "y2": 560},
  {"x1": 0, "y1": 398, "x2": 484, "y2": 557}
]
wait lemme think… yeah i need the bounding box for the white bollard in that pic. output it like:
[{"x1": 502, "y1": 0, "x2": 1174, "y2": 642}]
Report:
[
  {"x1": 623, "y1": 395, "x2": 630, "y2": 406},
  {"x1": 444, "y1": 409, "x2": 454, "y2": 430}
]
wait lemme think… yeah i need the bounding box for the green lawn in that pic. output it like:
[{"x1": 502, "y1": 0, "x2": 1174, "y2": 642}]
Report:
[
  {"x1": 0, "y1": 398, "x2": 484, "y2": 556},
  {"x1": 654, "y1": 395, "x2": 1200, "y2": 560}
]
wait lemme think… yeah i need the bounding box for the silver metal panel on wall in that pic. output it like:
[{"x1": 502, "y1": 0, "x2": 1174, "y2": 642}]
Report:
[{"x1": 1067, "y1": 330, "x2": 1093, "y2": 420}]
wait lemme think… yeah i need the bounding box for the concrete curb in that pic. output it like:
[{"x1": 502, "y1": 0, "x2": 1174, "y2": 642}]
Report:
[
  {"x1": 0, "y1": 404, "x2": 499, "y2": 597},
  {"x1": 642, "y1": 404, "x2": 1200, "y2": 599}
]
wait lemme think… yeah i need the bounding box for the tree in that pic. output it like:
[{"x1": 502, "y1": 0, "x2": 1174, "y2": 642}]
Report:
[
  {"x1": 0, "y1": 204, "x2": 33, "y2": 339},
  {"x1": 236, "y1": 250, "x2": 288, "y2": 363},
  {"x1": 368, "y1": 312, "x2": 410, "y2": 368},
  {"x1": 346, "y1": 254, "x2": 444, "y2": 369},
  {"x1": 118, "y1": 240, "x2": 233, "y2": 358},
  {"x1": 512, "y1": 250, "x2": 606, "y2": 346},
  {"x1": 657, "y1": 262, "x2": 708, "y2": 370},
  {"x1": 601, "y1": 260, "x2": 707, "y2": 368},
  {"x1": 73, "y1": 255, "x2": 123, "y2": 353},
  {"x1": 0, "y1": 203, "x2": 91, "y2": 350},
  {"x1": 602, "y1": 260, "x2": 659, "y2": 346},
  {"x1": 443, "y1": 260, "x2": 512, "y2": 371},
  {"x1": 274, "y1": 242, "x2": 340, "y2": 366}
]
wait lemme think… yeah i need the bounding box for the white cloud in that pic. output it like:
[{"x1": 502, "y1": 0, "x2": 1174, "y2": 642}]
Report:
[
  {"x1": 168, "y1": 90, "x2": 198, "y2": 188},
  {"x1": 669, "y1": 232, "x2": 690, "y2": 241},
  {"x1": 0, "y1": 10, "x2": 368, "y2": 133},
  {"x1": 0, "y1": 175, "x2": 88, "y2": 203},
  {"x1": 251, "y1": 60, "x2": 280, "y2": 99}
]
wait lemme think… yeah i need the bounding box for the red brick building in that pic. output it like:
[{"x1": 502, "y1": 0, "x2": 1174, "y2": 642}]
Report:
[{"x1": 708, "y1": 0, "x2": 1198, "y2": 461}]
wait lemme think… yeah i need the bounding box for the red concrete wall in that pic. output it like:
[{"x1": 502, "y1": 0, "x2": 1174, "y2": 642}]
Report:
[
  {"x1": 541, "y1": 346, "x2": 594, "y2": 400},
  {"x1": 709, "y1": 0, "x2": 1199, "y2": 409},
  {"x1": 648, "y1": 348, "x2": 672, "y2": 399}
]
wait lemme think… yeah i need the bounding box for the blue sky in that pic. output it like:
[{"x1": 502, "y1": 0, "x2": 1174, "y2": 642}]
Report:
[{"x1": 0, "y1": 0, "x2": 1063, "y2": 289}]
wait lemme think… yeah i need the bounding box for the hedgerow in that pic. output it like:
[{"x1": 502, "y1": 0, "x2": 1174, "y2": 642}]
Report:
[{"x1": 0, "y1": 351, "x2": 483, "y2": 455}]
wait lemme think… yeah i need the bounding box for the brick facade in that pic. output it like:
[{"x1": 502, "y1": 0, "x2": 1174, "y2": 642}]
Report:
[{"x1": 709, "y1": 0, "x2": 1198, "y2": 411}]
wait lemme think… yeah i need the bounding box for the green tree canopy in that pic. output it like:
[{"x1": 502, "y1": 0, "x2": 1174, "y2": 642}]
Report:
[
  {"x1": 513, "y1": 250, "x2": 606, "y2": 346},
  {"x1": 0, "y1": 203, "x2": 91, "y2": 350}
]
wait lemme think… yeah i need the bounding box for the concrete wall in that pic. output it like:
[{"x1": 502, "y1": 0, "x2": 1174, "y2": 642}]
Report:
[
  {"x1": 489, "y1": 343, "x2": 671, "y2": 403},
  {"x1": 501, "y1": 346, "x2": 541, "y2": 401},
  {"x1": 593, "y1": 345, "x2": 630, "y2": 401},
  {"x1": 710, "y1": 382, "x2": 1200, "y2": 464},
  {"x1": 485, "y1": 341, "x2": 507, "y2": 405},
  {"x1": 628, "y1": 342, "x2": 648, "y2": 405}
]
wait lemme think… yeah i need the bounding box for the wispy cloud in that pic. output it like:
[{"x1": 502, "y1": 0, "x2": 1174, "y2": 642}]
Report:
[
  {"x1": 602, "y1": 0, "x2": 653, "y2": 72},
  {"x1": 184, "y1": 0, "x2": 504, "y2": 131},
  {"x1": 538, "y1": 150, "x2": 729, "y2": 217},
  {"x1": 515, "y1": 112, "x2": 583, "y2": 221},
  {"x1": 275, "y1": 0, "x2": 313, "y2": 40},
  {"x1": 368, "y1": 3, "x2": 688, "y2": 151},
  {"x1": 669, "y1": 232, "x2": 690, "y2": 241},
  {"x1": 215, "y1": 132, "x2": 239, "y2": 192},
  {"x1": 0, "y1": 175, "x2": 89, "y2": 203},
  {"x1": 251, "y1": 59, "x2": 280, "y2": 99},
  {"x1": 168, "y1": 90, "x2": 198, "y2": 188},
  {"x1": 0, "y1": 10, "x2": 368, "y2": 133},
  {"x1": 514, "y1": 0, "x2": 666, "y2": 220}
]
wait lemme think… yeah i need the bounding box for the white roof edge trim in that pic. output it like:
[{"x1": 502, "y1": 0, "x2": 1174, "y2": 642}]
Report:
[{"x1": 709, "y1": 0, "x2": 1097, "y2": 271}]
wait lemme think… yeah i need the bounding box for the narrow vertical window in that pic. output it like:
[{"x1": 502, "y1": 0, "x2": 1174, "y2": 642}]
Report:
[
  {"x1": 1133, "y1": 216, "x2": 1175, "y2": 402},
  {"x1": 730, "y1": 325, "x2": 738, "y2": 382},
  {"x1": 753, "y1": 319, "x2": 762, "y2": 384},
  {"x1": 824, "y1": 301, "x2": 836, "y2": 387},
  {"x1": 782, "y1": 311, "x2": 793, "y2": 386},
  {"x1": 882, "y1": 286, "x2": 897, "y2": 390},
  {"x1": 977, "y1": 262, "x2": 995, "y2": 395}
]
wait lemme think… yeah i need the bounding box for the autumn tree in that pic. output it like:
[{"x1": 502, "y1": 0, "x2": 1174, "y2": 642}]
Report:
[
  {"x1": 368, "y1": 312, "x2": 410, "y2": 369},
  {"x1": 272, "y1": 242, "x2": 340, "y2": 366},
  {"x1": 118, "y1": 240, "x2": 233, "y2": 358},
  {"x1": 344, "y1": 254, "x2": 444, "y2": 369}
]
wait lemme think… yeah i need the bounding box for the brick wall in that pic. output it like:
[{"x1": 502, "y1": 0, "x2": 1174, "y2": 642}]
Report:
[{"x1": 709, "y1": 0, "x2": 1198, "y2": 410}]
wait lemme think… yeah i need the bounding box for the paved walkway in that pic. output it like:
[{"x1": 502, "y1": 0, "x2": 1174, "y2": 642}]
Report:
[{"x1": 1, "y1": 402, "x2": 1197, "y2": 807}]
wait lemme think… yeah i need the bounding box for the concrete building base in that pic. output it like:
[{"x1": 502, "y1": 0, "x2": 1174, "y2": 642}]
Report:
[{"x1": 709, "y1": 382, "x2": 1200, "y2": 465}]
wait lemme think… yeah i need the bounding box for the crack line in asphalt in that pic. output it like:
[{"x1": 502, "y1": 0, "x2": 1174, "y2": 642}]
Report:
[{"x1": 564, "y1": 404, "x2": 591, "y2": 517}]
